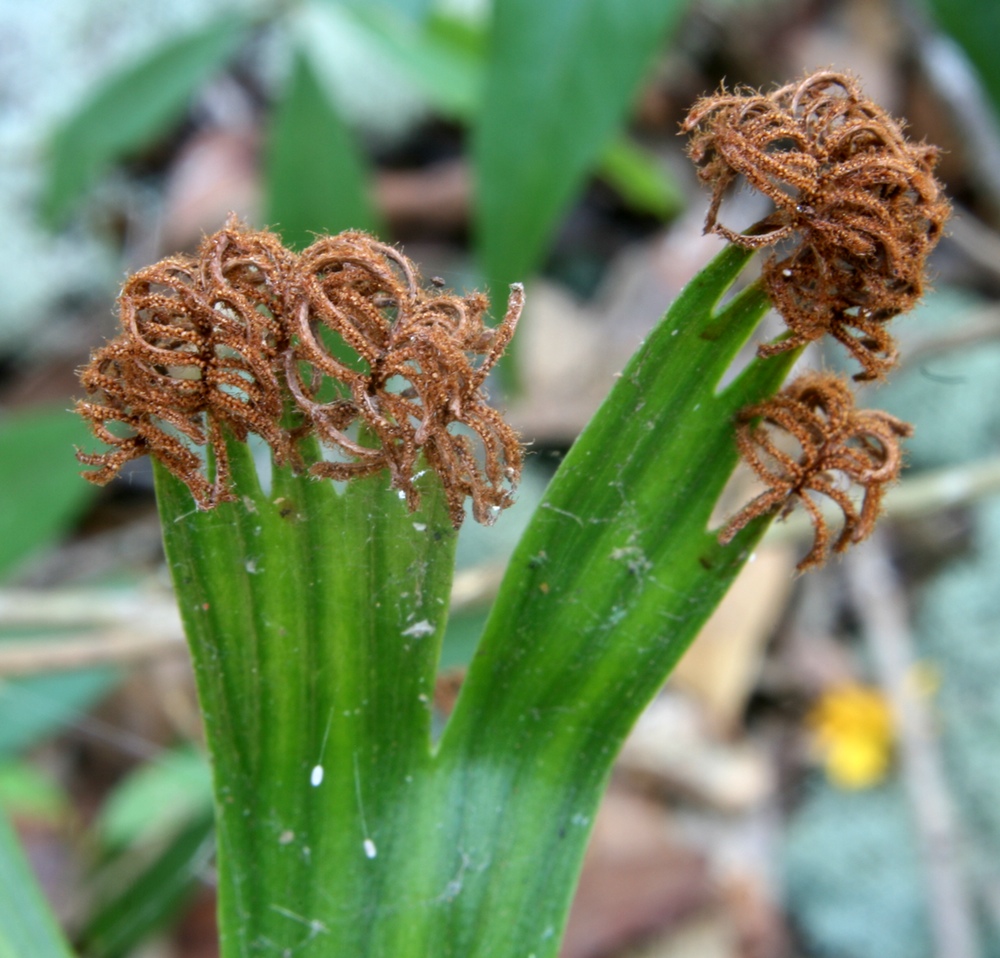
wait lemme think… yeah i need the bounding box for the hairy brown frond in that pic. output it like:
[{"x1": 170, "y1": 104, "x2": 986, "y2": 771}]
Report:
[
  {"x1": 718, "y1": 372, "x2": 913, "y2": 570},
  {"x1": 288, "y1": 232, "x2": 523, "y2": 526},
  {"x1": 76, "y1": 220, "x2": 523, "y2": 524},
  {"x1": 683, "y1": 71, "x2": 949, "y2": 380}
]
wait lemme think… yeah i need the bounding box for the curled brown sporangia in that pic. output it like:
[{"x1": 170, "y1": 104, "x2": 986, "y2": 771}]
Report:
[
  {"x1": 683, "y1": 71, "x2": 949, "y2": 380},
  {"x1": 76, "y1": 220, "x2": 523, "y2": 525},
  {"x1": 77, "y1": 223, "x2": 298, "y2": 507},
  {"x1": 717, "y1": 372, "x2": 913, "y2": 571},
  {"x1": 287, "y1": 232, "x2": 523, "y2": 527}
]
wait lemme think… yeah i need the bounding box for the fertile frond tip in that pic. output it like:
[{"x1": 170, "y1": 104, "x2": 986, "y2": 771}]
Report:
[
  {"x1": 683, "y1": 70, "x2": 949, "y2": 381},
  {"x1": 718, "y1": 372, "x2": 912, "y2": 571},
  {"x1": 76, "y1": 221, "x2": 523, "y2": 527}
]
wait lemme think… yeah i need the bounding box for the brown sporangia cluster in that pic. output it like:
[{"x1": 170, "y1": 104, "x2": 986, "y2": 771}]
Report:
[
  {"x1": 681, "y1": 71, "x2": 948, "y2": 568},
  {"x1": 683, "y1": 70, "x2": 949, "y2": 381},
  {"x1": 76, "y1": 219, "x2": 523, "y2": 527},
  {"x1": 718, "y1": 372, "x2": 913, "y2": 571}
]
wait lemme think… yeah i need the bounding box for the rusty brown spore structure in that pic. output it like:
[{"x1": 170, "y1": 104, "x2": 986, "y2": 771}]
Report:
[
  {"x1": 77, "y1": 220, "x2": 523, "y2": 527},
  {"x1": 683, "y1": 70, "x2": 949, "y2": 382},
  {"x1": 717, "y1": 372, "x2": 913, "y2": 572},
  {"x1": 683, "y1": 71, "x2": 948, "y2": 568}
]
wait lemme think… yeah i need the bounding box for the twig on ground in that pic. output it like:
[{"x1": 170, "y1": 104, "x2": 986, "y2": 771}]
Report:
[
  {"x1": 899, "y1": 1, "x2": 1000, "y2": 218},
  {"x1": 0, "y1": 563, "x2": 507, "y2": 677},
  {"x1": 0, "y1": 627, "x2": 185, "y2": 677},
  {"x1": 845, "y1": 531, "x2": 981, "y2": 958},
  {"x1": 944, "y1": 206, "x2": 1000, "y2": 287},
  {"x1": 765, "y1": 454, "x2": 1000, "y2": 547}
]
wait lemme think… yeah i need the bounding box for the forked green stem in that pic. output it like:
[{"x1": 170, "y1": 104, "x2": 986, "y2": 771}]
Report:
[{"x1": 156, "y1": 245, "x2": 795, "y2": 957}]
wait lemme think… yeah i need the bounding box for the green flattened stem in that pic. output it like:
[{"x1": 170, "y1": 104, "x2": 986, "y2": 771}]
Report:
[
  {"x1": 155, "y1": 244, "x2": 795, "y2": 958},
  {"x1": 154, "y1": 444, "x2": 459, "y2": 957},
  {"x1": 430, "y1": 244, "x2": 799, "y2": 956}
]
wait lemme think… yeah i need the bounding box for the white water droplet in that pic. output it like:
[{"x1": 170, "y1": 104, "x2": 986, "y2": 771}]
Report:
[
  {"x1": 310, "y1": 765, "x2": 324, "y2": 787},
  {"x1": 363, "y1": 839, "x2": 377, "y2": 859}
]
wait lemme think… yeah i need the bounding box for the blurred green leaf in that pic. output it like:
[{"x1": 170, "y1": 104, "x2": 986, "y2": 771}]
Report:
[
  {"x1": 0, "y1": 407, "x2": 98, "y2": 582},
  {"x1": 0, "y1": 406, "x2": 122, "y2": 776},
  {"x1": 0, "y1": 761, "x2": 66, "y2": 823},
  {"x1": 0, "y1": 407, "x2": 119, "y2": 766},
  {"x1": 265, "y1": 47, "x2": 380, "y2": 250},
  {"x1": 79, "y1": 809, "x2": 215, "y2": 958},
  {"x1": 425, "y1": 7, "x2": 489, "y2": 60},
  {"x1": 0, "y1": 668, "x2": 118, "y2": 758},
  {"x1": 927, "y1": 0, "x2": 1000, "y2": 123},
  {"x1": 599, "y1": 137, "x2": 684, "y2": 219},
  {"x1": 346, "y1": 0, "x2": 436, "y2": 25},
  {"x1": 96, "y1": 745, "x2": 212, "y2": 851},
  {"x1": 475, "y1": 0, "x2": 692, "y2": 324},
  {"x1": 340, "y1": 3, "x2": 483, "y2": 119},
  {"x1": 42, "y1": 19, "x2": 250, "y2": 226},
  {"x1": 0, "y1": 804, "x2": 75, "y2": 958},
  {"x1": 347, "y1": 4, "x2": 683, "y2": 219}
]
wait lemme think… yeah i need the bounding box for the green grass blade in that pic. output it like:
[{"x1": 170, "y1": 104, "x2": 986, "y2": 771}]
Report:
[
  {"x1": 346, "y1": 0, "x2": 436, "y2": 26},
  {"x1": 42, "y1": 19, "x2": 250, "y2": 226},
  {"x1": 337, "y1": 3, "x2": 483, "y2": 120},
  {"x1": 343, "y1": 7, "x2": 684, "y2": 223},
  {"x1": 474, "y1": 0, "x2": 692, "y2": 317},
  {"x1": 0, "y1": 670, "x2": 118, "y2": 759},
  {"x1": 265, "y1": 45, "x2": 380, "y2": 249},
  {"x1": 95, "y1": 745, "x2": 213, "y2": 851},
  {"x1": 927, "y1": 0, "x2": 1000, "y2": 124},
  {"x1": 0, "y1": 805, "x2": 75, "y2": 958}
]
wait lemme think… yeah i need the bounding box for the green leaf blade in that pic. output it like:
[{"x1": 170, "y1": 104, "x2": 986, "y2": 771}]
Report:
[
  {"x1": 0, "y1": 806, "x2": 75, "y2": 958},
  {"x1": 264, "y1": 48, "x2": 380, "y2": 250},
  {"x1": 43, "y1": 20, "x2": 250, "y2": 226},
  {"x1": 0, "y1": 407, "x2": 99, "y2": 582},
  {"x1": 95, "y1": 745, "x2": 213, "y2": 851},
  {"x1": 338, "y1": 4, "x2": 483, "y2": 120},
  {"x1": 927, "y1": 0, "x2": 1000, "y2": 126},
  {"x1": 78, "y1": 810, "x2": 215, "y2": 958},
  {"x1": 154, "y1": 441, "x2": 458, "y2": 958},
  {"x1": 474, "y1": 0, "x2": 692, "y2": 302},
  {"x1": 0, "y1": 670, "x2": 118, "y2": 759},
  {"x1": 597, "y1": 137, "x2": 685, "y2": 220},
  {"x1": 435, "y1": 245, "x2": 795, "y2": 956},
  {"x1": 342, "y1": 0, "x2": 436, "y2": 26}
]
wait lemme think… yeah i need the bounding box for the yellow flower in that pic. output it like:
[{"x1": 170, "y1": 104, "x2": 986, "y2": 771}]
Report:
[{"x1": 807, "y1": 684, "x2": 894, "y2": 789}]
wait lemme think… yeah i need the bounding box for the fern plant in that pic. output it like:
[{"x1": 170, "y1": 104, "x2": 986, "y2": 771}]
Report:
[{"x1": 1, "y1": 70, "x2": 945, "y2": 958}]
